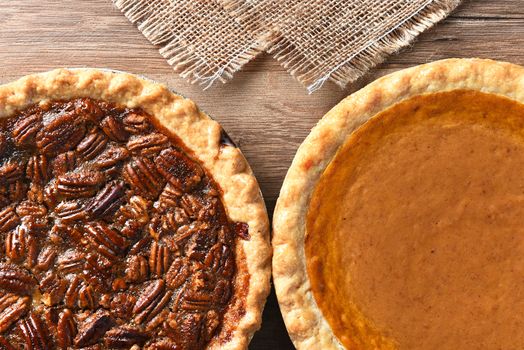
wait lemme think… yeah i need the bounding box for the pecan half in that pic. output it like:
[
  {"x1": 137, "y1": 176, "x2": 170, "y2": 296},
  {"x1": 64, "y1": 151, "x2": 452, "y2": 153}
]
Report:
[
  {"x1": 166, "y1": 257, "x2": 190, "y2": 290},
  {"x1": 0, "y1": 161, "x2": 24, "y2": 186},
  {"x1": 36, "y1": 112, "x2": 85, "y2": 155},
  {"x1": 54, "y1": 201, "x2": 88, "y2": 223},
  {"x1": 78, "y1": 284, "x2": 97, "y2": 310},
  {"x1": 181, "y1": 290, "x2": 213, "y2": 312},
  {"x1": 145, "y1": 309, "x2": 169, "y2": 332},
  {"x1": 0, "y1": 207, "x2": 19, "y2": 233},
  {"x1": 118, "y1": 195, "x2": 150, "y2": 225},
  {"x1": 212, "y1": 279, "x2": 232, "y2": 306},
  {"x1": 84, "y1": 222, "x2": 128, "y2": 260},
  {"x1": 25, "y1": 236, "x2": 38, "y2": 269},
  {"x1": 0, "y1": 294, "x2": 29, "y2": 333},
  {"x1": 157, "y1": 184, "x2": 182, "y2": 212},
  {"x1": 74, "y1": 98, "x2": 105, "y2": 123},
  {"x1": 0, "y1": 264, "x2": 35, "y2": 295},
  {"x1": 174, "y1": 222, "x2": 202, "y2": 243},
  {"x1": 155, "y1": 149, "x2": 203, "y2": 191},
  {"x1": 6, "y1": 227, "x2": 28, "y2": 262},
  {"x1": 19, "y1": 313, "x2": 50, "y2": 350},
  {"x1": 76, "y1": 130, "x2": 108, "y2": 160},
  {"x1": 125, "y1": 255, "x2": 149, "y2": 283},
  {"x1": 204, "y1": 243, "x2": 225, "y2": 272},
  {"x1": 85, "y1": 181, "x2": 125, "y2": 219},
  {"x1": 16, "y1": 201, "x2": 48, "y2": 233},
  {"x1": 64, "y1": 276, "x2": 81, "y2": 309},
  {"x1": 16, "y1": 201, "x2": 47, "y2": 218},
  {"x1": 55, "y1": 171, "x2": 105, "y2": 199},
  {"x1": 133, "y1": 280, "x2": 173, "y2": 325},
  {"x1": 165, "y1": 313, "x2": 204, "y2": 349},
  {"x1": 12, "y1": 113, "x2": 42, "y2": 147},
  {"x1": 133, "y1": 279, "x2": 165, "y2": 323},
  {"x1": 104, "y1": 326, "x2": 149, "y2": 348},
  {"x1": 149, "y1": 241, "x2": 170, "y2": 277},
  {"x1": 123, "y1": 157, "x2": 165, "y2": 199},
  {"x1": 100, "y1": 115, "x2": 128, "y2": 142},
  {"x1": 57, "y1": 249, "x2": 85, "y2": 275},
  {"x1": 52, "y1": 151, "x2": 76, "y2": 176},
  {"x1": 26, "y1": 155, "x2": 50, "y2": 185},
  {"x1": 74, "y1": 310, "x2": 114, "y2": 347},
  {"x1": 127, "y1": 133, "x2": 169, "y2": 157},
  {"x1": 123, "y1": 112, "x2": 150, "y2": 134},
  {"x1": 34, "y1": 247, "x2": 57, "y2": 272},
  {"x1": 57, "y1": 309, "x2": 76, "y2": 349},
  {"x1": 92, "y1": 146, "x2": 129, "y2": 174}
]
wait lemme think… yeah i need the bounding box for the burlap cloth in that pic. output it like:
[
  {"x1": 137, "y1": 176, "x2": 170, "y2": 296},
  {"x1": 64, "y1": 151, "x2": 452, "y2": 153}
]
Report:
[{"x1": 114, "y1": 0, "x2": 461, "y2": 92}]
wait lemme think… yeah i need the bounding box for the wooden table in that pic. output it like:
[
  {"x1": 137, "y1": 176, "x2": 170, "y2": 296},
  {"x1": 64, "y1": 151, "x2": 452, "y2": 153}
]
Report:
[{"x1": 0, "y1": 0, "x2": 522, "y2": 348}]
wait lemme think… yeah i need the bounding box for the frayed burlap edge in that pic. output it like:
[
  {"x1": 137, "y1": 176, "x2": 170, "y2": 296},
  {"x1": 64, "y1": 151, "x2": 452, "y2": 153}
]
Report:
[
  {"x1": 113, "y1": 0, "x2": 268, "y2": 88},
  {"x1": 223, "y1": 0, "x2": 462, "y2": 93},
  {"x1": 114, "y1": 0, "x2": 461, "y2": 92}
]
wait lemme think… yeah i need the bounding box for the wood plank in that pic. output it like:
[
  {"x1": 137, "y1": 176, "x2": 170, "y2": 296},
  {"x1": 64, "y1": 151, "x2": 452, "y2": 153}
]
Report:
[{"x1": 0, "y1": 0, "x2": 522, "y2": 348}]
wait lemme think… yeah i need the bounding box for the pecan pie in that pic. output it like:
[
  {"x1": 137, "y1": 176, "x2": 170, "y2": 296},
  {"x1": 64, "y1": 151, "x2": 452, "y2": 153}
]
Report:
[
  {"x1": 0, "y1": 69, "x2": 271, "y2": 350},
  {"x1": 273, "y1": 59, "x2": 524, "y2": 350}
]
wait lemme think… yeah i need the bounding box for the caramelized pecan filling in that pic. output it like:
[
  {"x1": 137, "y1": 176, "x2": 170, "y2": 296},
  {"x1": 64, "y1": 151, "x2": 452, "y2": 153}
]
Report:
[{"x1": 0, "y1": 98, "x2": 244, "y2": 349}]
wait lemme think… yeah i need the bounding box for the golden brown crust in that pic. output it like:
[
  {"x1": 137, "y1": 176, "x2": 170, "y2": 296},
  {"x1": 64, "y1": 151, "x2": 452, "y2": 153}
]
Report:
[
  {"x1": 0, "y1": 68, "x2": 272, "y2": 350},
  {"x1": 272, "y1": 58, "x2": 524, "y2": 350}
]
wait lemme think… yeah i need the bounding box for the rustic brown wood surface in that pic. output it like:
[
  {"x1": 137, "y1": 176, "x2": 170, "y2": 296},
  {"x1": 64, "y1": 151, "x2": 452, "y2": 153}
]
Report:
[{"x1": 0, "y1": 0, "x2": 523, "y2": 348}]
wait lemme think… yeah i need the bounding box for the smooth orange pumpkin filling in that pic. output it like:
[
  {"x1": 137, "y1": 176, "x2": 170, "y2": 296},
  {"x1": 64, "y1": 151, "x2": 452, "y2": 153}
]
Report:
[{"x1": 306, "y1": 90, "x2": 524, "y2": 350}]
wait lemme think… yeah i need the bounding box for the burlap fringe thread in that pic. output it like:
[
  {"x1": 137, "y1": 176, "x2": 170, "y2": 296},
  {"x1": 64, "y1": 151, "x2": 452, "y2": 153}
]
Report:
[
  {"x1": 113, "y1": 0, "x2": 269, "y2": 88},
  {"x1": 114, "y1": 0, "x2": 461, "y2": 92}
]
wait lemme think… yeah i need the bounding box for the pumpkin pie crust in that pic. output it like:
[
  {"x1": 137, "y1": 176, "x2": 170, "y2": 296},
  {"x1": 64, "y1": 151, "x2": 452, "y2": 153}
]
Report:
[
  {"x1": 0, "y1": 69, "x2": 271, "y2": 350},
  {"x1": 273, "y1": 59, "x2": 524, "y2": 350}
]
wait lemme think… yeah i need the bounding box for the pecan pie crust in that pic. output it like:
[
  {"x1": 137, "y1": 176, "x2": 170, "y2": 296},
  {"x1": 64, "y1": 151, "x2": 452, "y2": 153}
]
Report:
[
  {"x1": 0, "y1": 69, "x2": 271, "y2": 350},
  {"x1": 273, "y1": 59, "x2": 524, "y2": 349}
]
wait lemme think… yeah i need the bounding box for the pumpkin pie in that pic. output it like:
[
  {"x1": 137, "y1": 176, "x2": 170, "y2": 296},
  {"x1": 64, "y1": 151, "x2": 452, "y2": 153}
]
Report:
[{"x1": 273, "y1": 58, "x2": 524, "y2": 350}]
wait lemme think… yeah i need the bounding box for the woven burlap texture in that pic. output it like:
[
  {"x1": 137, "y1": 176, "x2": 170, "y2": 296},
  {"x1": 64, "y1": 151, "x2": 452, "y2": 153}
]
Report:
[{"x1": 114, "y1": 0, "x2": 461, "y2": 92}]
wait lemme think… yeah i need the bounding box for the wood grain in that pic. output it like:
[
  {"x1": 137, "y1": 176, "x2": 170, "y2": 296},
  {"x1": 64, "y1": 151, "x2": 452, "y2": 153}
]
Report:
[{"x1": 0, "y1": 0, "x2": 523, "y2": 348}]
